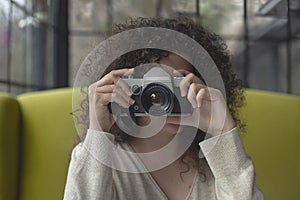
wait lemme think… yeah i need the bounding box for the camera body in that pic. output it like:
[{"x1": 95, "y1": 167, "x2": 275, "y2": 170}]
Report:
[{"x1": 111, "y1": 67, "x2": 192, "y2": 117}]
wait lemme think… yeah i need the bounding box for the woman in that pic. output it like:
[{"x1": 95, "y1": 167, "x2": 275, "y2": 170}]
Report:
[{"x1": 64, "y1": 16, "x2": 264, "y2": 200}]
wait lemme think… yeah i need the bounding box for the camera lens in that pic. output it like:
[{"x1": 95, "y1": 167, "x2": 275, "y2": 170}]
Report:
[
  {"x1": 150, "y1": 92, "x2": 165, "y2": 106},
  {"x1": 141, "y1": 83, "x2": 174, "y2": 116}
]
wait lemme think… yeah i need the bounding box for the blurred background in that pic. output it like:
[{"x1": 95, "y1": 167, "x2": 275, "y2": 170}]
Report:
[{"x1": 0, "y1": 0, "x2": 299, "y2": 95}]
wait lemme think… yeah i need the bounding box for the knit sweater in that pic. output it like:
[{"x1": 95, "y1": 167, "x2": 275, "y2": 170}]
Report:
[{"x1": 63, "y1": 128, "x2": 264, "y2": 200}]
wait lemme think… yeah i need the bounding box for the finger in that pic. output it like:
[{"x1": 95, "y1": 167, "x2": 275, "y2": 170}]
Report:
[
  {"x1": 97, "y1": 74, "x2": 132, "y2": 96},
  {"x1": 96, "y1": 84, "x2": 132, "y2": 99},
  {"x1": 185, "y1": 72, "x2": 204, "y2": 84},
  {"x1": 114, "y1": 78, "x2": 133, "y2": 96},
  {"x1": 187, "y1": 83, "x2": 198, "y2": 108},
  {"x1": 112, "y1": 93, "x2": 133, "y2": 108},
  {"x1": 95, "y1": 84, "x2": 115, "y2": 93},
  {"x1": 175, "y1": 69, "x2": 204, "y2": 84},
  {"x1": 96, "y1": 83, "x2": 133, "y2": 104},
  {"x1": 179, "y1": 72, "x2": 205, "y2": 97},
  {"x1": 111, "y1": 68, "x2": 135, "y2": 93},
  {"x1": 179, "y1": 72, "x2": 196, "y2": 97},
  {"x1": 114, "y1": 88, "x2": 135, "y2": 106},
  {"x1": 196, "y1": 87, "x2": 207, "y2": 107},
  {"x1": 179, "y1": 77, "x2": 190, "y2": 97},
  {"x1": 205, "y1": 87, "x2": 220, "y2": 101},
  {"x1": 96, "y1": 92, "x2": 133, "y2": 108},
  {"x1": 88, "y1": 82, "x2": 98, "y2": 97},
  {"x1": 111, "y1": 68, "x2": 135, "y2": 76},
  {"x1": 95, "y1": 93, "x2": 114, "y2": 106},
  {"x1": 173, "y1": 69, "x2": 190, "y2": 76},
  {"x1": 96, "y1": 68, "x2": 134, "y2": 88}
]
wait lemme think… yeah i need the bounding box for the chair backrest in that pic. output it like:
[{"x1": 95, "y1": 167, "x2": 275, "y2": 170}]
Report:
[
  {"x1": 1, "y1": 88, "x2": 300, "y2": 200},
  {"x1": 240, "y1": 89, "x2": 300, "y2": 200},
  {"x1": 17, "y1": 88, "x2": 76, "y2": 200},
  {"x1": 0, "y1": 93, "x2": 20, "y2": 200}
]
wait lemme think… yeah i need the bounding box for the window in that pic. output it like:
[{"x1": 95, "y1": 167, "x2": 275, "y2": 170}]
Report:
[
  {"x1": 0, "y1": 0, "x2": 68, "y2": 94},
  {"x1": 1, "y1": 0, "x2": 299, "y2": 95}
]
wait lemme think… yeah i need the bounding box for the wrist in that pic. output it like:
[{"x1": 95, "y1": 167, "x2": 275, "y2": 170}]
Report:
[
  {"x1": 89, "y1": 121, "x2": 110, "y2": 132},
  {"x1": 206, "y1": 114, "x2": 236, "y2": 137},
  {"x1": 221, "y1": 115, "x2": 236, "y2": 133}
]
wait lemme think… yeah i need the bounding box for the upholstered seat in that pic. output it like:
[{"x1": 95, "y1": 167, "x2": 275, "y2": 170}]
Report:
[{"x1": 0, "y1": 88, "x2": 299, "y2": 200}]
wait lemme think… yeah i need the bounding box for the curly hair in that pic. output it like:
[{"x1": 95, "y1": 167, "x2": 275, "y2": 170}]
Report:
[{"x1": 73, "y1": 15, "x2": 245, "y2": 182}]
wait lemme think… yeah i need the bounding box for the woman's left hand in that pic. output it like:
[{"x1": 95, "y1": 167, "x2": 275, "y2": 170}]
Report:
[{"x1": 167, "y1": 70, "x2": 236, "y2": 137}]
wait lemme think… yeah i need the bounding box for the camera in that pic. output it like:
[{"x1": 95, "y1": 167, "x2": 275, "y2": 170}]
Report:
[{"x1": 109, "y1": 67, "x2": 192, "y2": 117}]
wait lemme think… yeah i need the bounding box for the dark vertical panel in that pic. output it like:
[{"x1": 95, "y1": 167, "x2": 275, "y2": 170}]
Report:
[
  {"x1": 196, "y1": 0, "x2": 200, "y2": 17},
  {"x1": 31, "y1": 23, "x2": 47, "y2": 90},
  {"x1": 156, "y1": 0, "x2": 162, "y2": 17},
  {"x1": 7, "y1": 0, "x2": 13, "y2": 92},
  {"x1": 53, "y1": 0, "x2": 69, "y2": 87},
  {"x1": 107, "y1": 0, "x2": 113, "y2": 31},
  {"x1": 243, "y1": 0, "x2": 249, "y2": 87},
  {"x1": 286, "y1": 0, "x2": 292, "y2": 93}
]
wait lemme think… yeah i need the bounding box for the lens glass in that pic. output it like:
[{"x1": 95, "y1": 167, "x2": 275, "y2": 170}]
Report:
[
  {"x1": 141, "y1": 83, "x2": 173, "y2": 116},
  {"x1": 150, "y1": 92, "x2": 165, "y2": 106}
]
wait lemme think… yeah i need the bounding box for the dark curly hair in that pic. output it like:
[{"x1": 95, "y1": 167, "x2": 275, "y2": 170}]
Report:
[{"x1": 73, "y1": 15, "x2": 245, "y2": 182}]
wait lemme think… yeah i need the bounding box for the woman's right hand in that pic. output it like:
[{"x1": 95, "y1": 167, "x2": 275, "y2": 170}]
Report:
[{"x1": 88, "y1": 68, "x2": 135, "y2": 132}]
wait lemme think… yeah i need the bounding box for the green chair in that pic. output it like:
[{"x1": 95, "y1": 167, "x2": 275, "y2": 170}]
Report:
[
  {"x1": 240, "y1": 90, "x2": 300, "y2": 200},
  {"x1": 0, "y1": 93, "x2": 20, "y2": 200},
  {"x1": 0, "y1": 88, "x2": 299, "y2": 200},
  {"x1": 17, "y1": 89, "x2": 76, "y2": 200}
]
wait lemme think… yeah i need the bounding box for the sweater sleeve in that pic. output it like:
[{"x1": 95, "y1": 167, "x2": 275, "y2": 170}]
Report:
[
  {"x1": 63, "y1": 129, "x2": 118, "y2": 200},
  {"x1": 199, "y1": 127, "x2": 264, "y2": 200}
]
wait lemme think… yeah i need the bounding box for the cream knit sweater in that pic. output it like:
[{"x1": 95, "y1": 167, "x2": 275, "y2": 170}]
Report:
[{"x1": 63, "y1": 128, "x2": 264, "y2": 200}]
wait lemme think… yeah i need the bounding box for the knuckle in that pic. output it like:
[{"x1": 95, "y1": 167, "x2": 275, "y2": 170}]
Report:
[
  {"x1": 98, "y1": 97, "x2": 107, "y2": 105},
  {"x1": 189, "y1": 72, "x2": 195, "y2": 77},
  {"x1": 187, "y1": 94, "x2": 194, "y2": 101},
  {"x1": 107, "y1": 73, "x2": 114, "y2": 80},
  {"x1": 186, "y1": 72, "x2": 194, "y2": 79},
  {"x1": 88, "y1": 86, "x2": 93, "y2": 93},
  {"x1": 196, "y1": 93, "x2": 202, "y2": 101},
  {"x1": 116, "y1": 79, "x2": 124, "y2": 88},
  {"x1": 88, "y1": 86, "x2": 95, "y2": 95},
  {"x1": 111, "y1": 93, "x2": 117, "y2": 99},
  {"x1": 88, "y1": 83, "x2": 96, "y2": 90},
  {"x1": 213, "y1": 88, "x2": 222, "y2": 96},
  {"x1": 181, "y1": 78, "x2": 189, "y2": 86},
  {"x1": 179, "y1": 81, "x2": 185, "y2": 88},
  {"x1": 110, "y1": 69, "x2": 117, "y2": 74},
  {"x1": 110, "y1": 84, "x2": 115, "y2": 90},
  {"x1": 190, "y1": 83, "x2": 197, "y2": 90}
]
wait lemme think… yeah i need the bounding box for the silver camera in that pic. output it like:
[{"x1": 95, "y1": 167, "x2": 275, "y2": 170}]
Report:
[{"x1": 110, "y1": 67, "x2": 192, "y2": 117}]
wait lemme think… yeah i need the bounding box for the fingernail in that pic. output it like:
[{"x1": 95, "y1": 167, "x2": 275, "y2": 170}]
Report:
[
  {"x1": 192, "y1": 102, "x2": 196, "y2": 108},
  {"x1": 197, "y1": 101, "x2": 201, "y2": 107},
  {"x1": 129, "y1": 99, "x2": 135, "y2": 105},
  {"x1": 127, "y1": 91, "x2": 133, "y2": 96}
]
